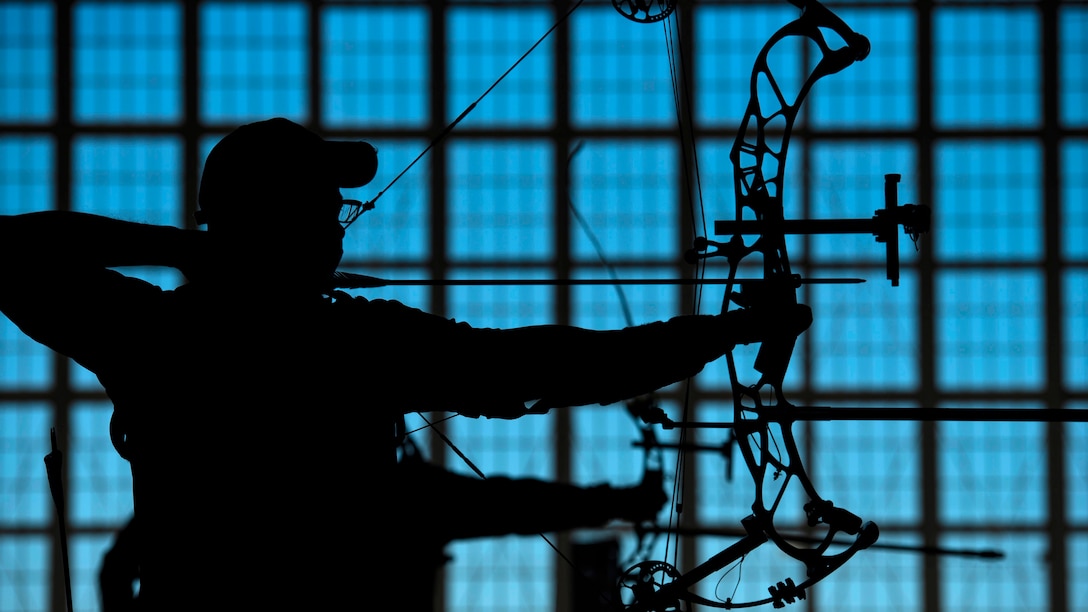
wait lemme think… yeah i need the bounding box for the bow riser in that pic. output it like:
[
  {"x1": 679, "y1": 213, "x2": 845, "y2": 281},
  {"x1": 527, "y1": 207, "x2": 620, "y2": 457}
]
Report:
[
  {"x1": 718, "y1": 1, "x2": 880, "y2": 603},
  {"x1": 623, "y1": 1, "x2": 892, "y2": 609}
]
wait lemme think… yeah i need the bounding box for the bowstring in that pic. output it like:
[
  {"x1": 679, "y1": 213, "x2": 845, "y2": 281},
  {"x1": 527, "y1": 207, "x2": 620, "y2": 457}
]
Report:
[
  {"x1": 558, "y1": 9, "x2": 712, "y2": 603},
  {"x1": 657, "y1": 2, "x2": 712, "y2": 587}
]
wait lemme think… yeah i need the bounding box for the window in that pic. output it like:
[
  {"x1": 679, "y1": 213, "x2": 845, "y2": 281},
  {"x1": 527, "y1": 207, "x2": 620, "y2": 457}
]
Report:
[{"x1": 1, "y1": 2, "x2": 1084, "y2": 611}]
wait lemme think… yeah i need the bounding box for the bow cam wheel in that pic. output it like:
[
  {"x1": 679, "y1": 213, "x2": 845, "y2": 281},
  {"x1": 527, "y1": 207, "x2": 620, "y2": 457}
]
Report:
[{"x1": 616, "y1": 560, "x2": 686, "y2": 611}]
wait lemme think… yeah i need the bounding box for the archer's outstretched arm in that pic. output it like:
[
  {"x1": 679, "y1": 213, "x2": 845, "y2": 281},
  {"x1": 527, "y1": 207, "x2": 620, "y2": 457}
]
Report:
[
  {"x1": 499, "y1": 306, "x2": 812, "y2": 412},
  {"x1": 364, "y1": 298, "x2": 811, "y2": 418}
]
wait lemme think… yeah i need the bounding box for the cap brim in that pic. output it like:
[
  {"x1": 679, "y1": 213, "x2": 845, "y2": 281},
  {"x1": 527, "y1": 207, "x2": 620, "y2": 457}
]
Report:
[{"x1": 325, "y1": 141, "x2": 378, "y2": 188}]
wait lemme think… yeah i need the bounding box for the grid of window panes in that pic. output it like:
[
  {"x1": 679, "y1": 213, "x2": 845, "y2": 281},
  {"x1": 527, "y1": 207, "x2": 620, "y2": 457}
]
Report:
[{"x1": 0, "y1": 2, "x2": 1085, "y2": 611}]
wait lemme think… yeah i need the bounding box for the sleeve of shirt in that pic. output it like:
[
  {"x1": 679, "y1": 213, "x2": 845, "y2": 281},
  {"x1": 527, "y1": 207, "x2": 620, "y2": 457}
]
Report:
[
  {"x1": 0, "y1": 262, "x2": 164, "y2": 373},
  {"x1": 344, "y1": 297, "x2": 732, "y2": 417}
]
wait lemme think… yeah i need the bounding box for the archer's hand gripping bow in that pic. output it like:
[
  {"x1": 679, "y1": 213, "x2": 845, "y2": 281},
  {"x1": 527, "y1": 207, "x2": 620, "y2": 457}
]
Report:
[{"x1": 617, "y1": 0, "x2": 930, "y2": 609}]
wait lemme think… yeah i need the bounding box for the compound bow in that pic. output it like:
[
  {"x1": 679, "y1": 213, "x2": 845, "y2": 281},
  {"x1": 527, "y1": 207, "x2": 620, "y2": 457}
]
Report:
[
  {"x1": 612, "y1": 0, "x2": 929, "y2": 609},
  {"x1": 350, "y1": 0, "x2": 937, "y2": 607},
  {"x1": 347, "y1": 0, "x2": 1088, "y2": 607}
]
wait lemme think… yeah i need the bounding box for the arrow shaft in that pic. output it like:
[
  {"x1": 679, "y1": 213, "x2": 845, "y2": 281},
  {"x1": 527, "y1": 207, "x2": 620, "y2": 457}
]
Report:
[
  {"x1": 330, "y1": 272, "x2": 863, "y2": 289},
  {"x1": 664, "y1": 407, "x2": 1088, "y2": 428}
]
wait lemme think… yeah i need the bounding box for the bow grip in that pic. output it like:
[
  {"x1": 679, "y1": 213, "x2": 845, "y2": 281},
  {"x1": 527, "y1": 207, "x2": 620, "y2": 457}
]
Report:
[
  {"x1": 736, "y1": 279, "x2": 803, "y2": 386},
  {"x1": 754, "y1": 335, "x2": 797, "y2": 388},
  {"x1": 804, "y1": 499, "x2": 863, "y2": 534}
]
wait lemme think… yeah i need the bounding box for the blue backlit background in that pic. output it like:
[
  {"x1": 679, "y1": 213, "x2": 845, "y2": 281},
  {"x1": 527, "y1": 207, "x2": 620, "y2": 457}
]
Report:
[{"x1": 1, "y1": 1, "x2": 1085, "y2": 611}]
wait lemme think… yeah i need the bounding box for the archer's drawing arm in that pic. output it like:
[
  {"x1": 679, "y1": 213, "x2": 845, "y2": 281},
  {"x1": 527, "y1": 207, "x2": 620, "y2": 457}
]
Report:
[
  {"x1": 0, "y1": 210, "x2": 206, "y2": 271},
  {"x1": 0, "y1": 211, "x2": 202, "y2": 371}
]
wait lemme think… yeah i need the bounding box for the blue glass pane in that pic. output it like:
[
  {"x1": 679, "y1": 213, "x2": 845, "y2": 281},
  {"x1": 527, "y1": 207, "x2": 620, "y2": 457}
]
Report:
[
  {"x1": 568, "y1": 139, "x2": 677, "y2": 261},
  {"x1": 0, "y1": 137, "x2": 55, "y2": 391},
  {"x1": 0, "y1": 3, "x2": 53, "y2": 122},
  {"x1": 446, "y1": 537, "x2": 553, "y2": 612},
  {"x1": 0, "y1": 404, "x2": 51, "y2": 526},
  {"x1": 0, "y1": 536, "x2": 48, "y2": 612},
  {"x1": 940, "y1": 533, "x2": 1048, "y2": 611},
  {"x1": 1068, "y1": 417, "x2": 1087, "y2": 523},
  {"x1": 571, "y1": 6, "x2": 675, "y2": 127},
  {"x1": 448, "y1": 7, "x2": 553, "y2": 127},
  {"x1": 73, "y1": 3, "x2": 181, "y2": 124},
  {"x1": 69, "y1": 402, "x2": 133, "y2": 525},
  {"x1": 448, "y1": 141, "x2": 554, "y2": 261},
  {"x1": 934, "y1": 140, "x2": 1042, "y2": 262},
  {"x1": 571, "y1": 267, "x2": 681, "y2": 329},
  {"x1": 323, "y1": 6, "x2": 428, "y2": 127},
  {"x1": 938, "y1": 419, "x2": 1047, "y2": 523},
  {"x1": 572, "y1": 403, "x2": 660, "y2": 488},
  {"x1": 811, "y1": 269, "x2": 920, "y2": 391},
  {"x1": 936, "y1": 270, "x2": 1044, "y2": 391},
  {"x1": 1062, "y1": 139, "x2": 1088, "y2": 261},
  {"x1": 0, "y1": 136, "x2": 53, "y2": 214},
  {"x1": 813, "y1": 417, "x2": 921, "y2": 523},
  {"x1": 934, "y1": 7, "x2": 1039, "y2": 128},
  {"x1": 200, "y1": 3, "x2": 308, "y2": 123},
  {"x1": 809, "y1": 8, "x2": 917, "y2": 130},
  {"x1": 1072, "y1": 534, "x2": 1088, "y2": 609},
  {"x1": 1065, "y1": 272, "x2": 1088, "y2": 392},
  {"x1": 0, "y1": 318, "x2": 52, "y2": 391},
  {"x1": 71, "y1": 136, "x2": 183, "y2": 226},
  {"x1": 1060, "y1": 6, "x2": 1088, "y2": 127}
]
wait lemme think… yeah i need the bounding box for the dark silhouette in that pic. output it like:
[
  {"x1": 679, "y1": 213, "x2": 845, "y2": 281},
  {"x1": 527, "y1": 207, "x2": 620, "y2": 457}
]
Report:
[
  {"x1": 99, "y1": 470, "x2": 662, "y2": 612},
  {"x1": 389, "y1": 413, "x2": 669, "y2": 611},
  {"x1": 97, "y1": 435, "x2": 667, "y2": 612},
  {"x1": 99, "y1": 516, "x2": 140, "y2": 612},
  {"x1": 0, "y1": 117, "x2": 810, "y2": 610},
  {"x1": 97, "y1": 411, "x2": 668, "y2": 612}
]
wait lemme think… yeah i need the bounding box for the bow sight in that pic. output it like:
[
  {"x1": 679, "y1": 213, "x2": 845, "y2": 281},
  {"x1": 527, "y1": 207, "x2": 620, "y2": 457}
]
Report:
[{"x1": 705, "y1": 173, "x2": 932, "y2": 287}]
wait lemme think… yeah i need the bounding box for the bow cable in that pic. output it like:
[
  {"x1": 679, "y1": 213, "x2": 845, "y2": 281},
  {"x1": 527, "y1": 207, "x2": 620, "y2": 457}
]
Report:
[{"x1": 363, "y1": 0, "x2": 586, "y2": 214}]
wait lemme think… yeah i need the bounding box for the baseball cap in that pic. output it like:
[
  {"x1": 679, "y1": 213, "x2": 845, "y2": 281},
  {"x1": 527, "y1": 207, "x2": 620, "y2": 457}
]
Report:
[{"x1": 196, "y1": 118, "x2": 378, "y2": 225}]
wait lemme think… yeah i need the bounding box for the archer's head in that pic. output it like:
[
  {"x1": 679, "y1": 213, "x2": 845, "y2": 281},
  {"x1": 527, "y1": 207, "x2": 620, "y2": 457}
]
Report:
[{"x1": 196, "y1": 118, "x2": 378, "y2": 288}]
